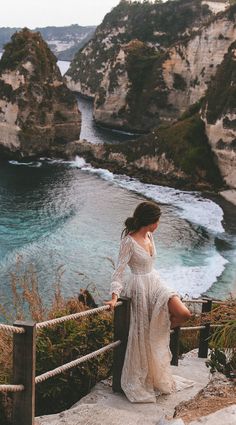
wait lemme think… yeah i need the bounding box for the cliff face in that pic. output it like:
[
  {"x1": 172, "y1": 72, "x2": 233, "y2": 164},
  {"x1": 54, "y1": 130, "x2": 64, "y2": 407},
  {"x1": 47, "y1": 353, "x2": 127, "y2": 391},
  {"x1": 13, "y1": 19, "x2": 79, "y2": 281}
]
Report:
[
  {"x1": 201, "y1": 40, "x2": 236, "y2": 191},
  {"x1": 65, "y1": 0, "x2": 235, "y2": 132},
  {"x1": 0, "y1": 28, "x2": 81, "y2": 159},
  {"x1": 0, "y1": 25, "x2": 96, "y2": 61},
  {"x1": 72, "y1": 108, "x2": 224, "y2": 191},
  {"x1": 162, "y1": 6, "x2": 236, "y2": 119},
  {"x1": 66, "y1": 0, "x2": 213, "y2": 92}
]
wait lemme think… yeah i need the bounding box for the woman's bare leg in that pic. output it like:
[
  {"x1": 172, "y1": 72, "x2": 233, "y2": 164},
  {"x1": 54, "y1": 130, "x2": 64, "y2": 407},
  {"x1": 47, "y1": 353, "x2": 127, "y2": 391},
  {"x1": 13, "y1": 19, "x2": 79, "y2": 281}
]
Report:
[{"x1": 168, "y1": 296, "x2": 191, "y2": 329}]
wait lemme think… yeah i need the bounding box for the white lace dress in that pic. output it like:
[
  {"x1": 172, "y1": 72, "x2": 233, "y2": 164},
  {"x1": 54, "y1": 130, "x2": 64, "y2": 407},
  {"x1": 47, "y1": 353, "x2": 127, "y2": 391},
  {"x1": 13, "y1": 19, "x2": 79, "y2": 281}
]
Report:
[{"x1": 110, "y1": 232, "x2": 179, "y2": 403}]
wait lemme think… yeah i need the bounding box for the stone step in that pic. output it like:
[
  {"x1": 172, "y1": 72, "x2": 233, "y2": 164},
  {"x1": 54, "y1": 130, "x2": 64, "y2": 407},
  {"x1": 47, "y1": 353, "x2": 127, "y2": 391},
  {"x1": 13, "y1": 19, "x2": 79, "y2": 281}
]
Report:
[{"x1": 36, "y1": 355, "x2": 209, "y2": 425}]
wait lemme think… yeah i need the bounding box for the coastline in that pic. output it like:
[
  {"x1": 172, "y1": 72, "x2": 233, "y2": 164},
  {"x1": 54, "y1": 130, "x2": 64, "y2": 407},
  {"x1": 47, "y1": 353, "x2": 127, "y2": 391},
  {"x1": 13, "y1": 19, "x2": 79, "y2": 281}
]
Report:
[{"x1": 220, "y1": 189, "x2": 236, "y2": 207}]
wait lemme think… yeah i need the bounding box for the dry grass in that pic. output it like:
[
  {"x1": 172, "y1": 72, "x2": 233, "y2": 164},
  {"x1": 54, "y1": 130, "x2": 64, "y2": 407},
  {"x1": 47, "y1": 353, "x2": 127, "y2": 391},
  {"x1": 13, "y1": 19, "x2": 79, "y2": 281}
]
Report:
[
  {"x1": 0, "y1": 263, "x2": 113, "y2": 422},
  {"x1": 0, "y1": 263, "x2": 235, "y2": 422},
  {"x1": 174, "y1": 376, "x2": 236, "y2": 423},
  {"x1": 0, "y1": 262, "x2": 100, "y2": 385},
  {"x1": 178, "y1": 298, "x2": 236, "y2": 354}
]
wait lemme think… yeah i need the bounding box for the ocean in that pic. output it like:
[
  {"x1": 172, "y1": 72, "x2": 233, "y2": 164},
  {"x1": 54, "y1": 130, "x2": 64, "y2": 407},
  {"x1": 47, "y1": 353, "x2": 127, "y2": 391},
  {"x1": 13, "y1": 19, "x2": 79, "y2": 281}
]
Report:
[{"x1": 0, "y1": 60, "x2": 235, "y2": 317}]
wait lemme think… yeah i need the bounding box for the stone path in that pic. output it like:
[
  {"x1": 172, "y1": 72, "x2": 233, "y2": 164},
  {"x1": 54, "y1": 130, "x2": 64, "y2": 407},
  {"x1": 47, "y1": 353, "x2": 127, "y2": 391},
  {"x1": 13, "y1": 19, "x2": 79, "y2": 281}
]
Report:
[{"x1": 36, "y1": 355, "x2": 210, "y2": 425}]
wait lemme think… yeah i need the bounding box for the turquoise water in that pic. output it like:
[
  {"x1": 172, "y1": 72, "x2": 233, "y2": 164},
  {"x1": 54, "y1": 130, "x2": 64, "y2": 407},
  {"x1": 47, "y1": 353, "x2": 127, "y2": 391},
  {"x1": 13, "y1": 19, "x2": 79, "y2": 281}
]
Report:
[
  {"x1": 0, "y1": 155, "x2": 235, "y2": 309},
  {"x1": 0, "y1": 62, "x2": 235, "y2": 318}
]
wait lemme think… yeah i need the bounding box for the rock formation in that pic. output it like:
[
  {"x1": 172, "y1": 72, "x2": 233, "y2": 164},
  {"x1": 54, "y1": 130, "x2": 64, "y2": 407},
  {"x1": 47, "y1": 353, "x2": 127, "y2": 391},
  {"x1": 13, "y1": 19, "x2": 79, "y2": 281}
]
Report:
[
  {"x1": 201, "y1": 40, "x2": 236, "y2": 200},
  {"x1": 0, "y1": 25, "x2": 96, "y2": 61},
  {"x1": 65, "y1": 0, "x2": 236, "y2": 199},
  {"x1": 35, "y1": 347, "x2": 236, "y2": 424},
  {"x1": 71, "y1": 108, "x2": 224, "y2": 191},
  {"x1": 65, "y1": 0, "x2": 235, "y2": 133},
  {"x1": 0, "y1": 28, "x2": 81, "y2": 159}
]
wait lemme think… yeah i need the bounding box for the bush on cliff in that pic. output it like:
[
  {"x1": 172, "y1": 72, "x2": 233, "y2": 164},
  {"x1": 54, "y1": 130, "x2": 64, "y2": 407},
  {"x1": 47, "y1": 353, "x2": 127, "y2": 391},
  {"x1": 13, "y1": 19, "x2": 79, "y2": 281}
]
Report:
[
  {"x1": 0, "y1": 264, "x2": 113, "y2": 422},
  {"x1": 0, "y1": 263, "x2": 234, "y2": 423},
  {"x1": 206, "y1": 301, "x2": 236, "y2": 378}
]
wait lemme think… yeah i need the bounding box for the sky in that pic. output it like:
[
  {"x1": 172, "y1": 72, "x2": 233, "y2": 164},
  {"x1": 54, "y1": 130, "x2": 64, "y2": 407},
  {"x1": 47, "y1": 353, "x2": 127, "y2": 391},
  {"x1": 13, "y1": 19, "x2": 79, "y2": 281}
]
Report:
[{"x1": 0, "y1": 0, "x2": 125, "y2": 28}]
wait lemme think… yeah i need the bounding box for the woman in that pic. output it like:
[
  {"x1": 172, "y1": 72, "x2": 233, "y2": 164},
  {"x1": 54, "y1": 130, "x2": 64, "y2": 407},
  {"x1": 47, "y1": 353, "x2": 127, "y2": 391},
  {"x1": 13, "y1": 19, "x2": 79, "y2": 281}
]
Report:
[{"x1": 105, "y1": 201, "x2": 191, "y2": 403}]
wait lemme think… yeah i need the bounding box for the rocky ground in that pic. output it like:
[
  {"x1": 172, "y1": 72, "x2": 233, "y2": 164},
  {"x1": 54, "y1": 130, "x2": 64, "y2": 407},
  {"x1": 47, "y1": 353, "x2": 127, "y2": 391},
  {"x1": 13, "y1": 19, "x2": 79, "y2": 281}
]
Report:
[
  {"x1": 35, "y1": 351, "x2": 235, "y2": 425},
  {"x1": 174, "y1": 372, "x2": 236, "y2": 423}
]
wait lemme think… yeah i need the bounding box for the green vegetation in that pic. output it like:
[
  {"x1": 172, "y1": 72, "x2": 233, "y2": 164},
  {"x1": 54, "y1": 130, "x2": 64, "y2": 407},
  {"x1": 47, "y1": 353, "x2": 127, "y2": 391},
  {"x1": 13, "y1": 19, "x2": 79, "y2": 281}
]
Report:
[
  {"x1": 0, "y1": 80, "x2": 14, "y2": 102},
  {"x1": 0, "y1": 263, "x2": 234, "y2": 423},
  {"x1": 123, "y1": 39, "x2": 168, "y2": 130},
  {"x1": 0, "y1": 28, "x2": 58, "y2": 80},
  {"x1": 0, "y1": 264, "x2": 113, "y2": 423},
  {"x1": 126, "y1": 40, "x2": 161, "y2": 94},
  {"x1": 67, "y1": 0, "x2": 212, "y2": 103},
  {"x1": 173, "y1": 73, "x2": 187, "y2": 91},
  {"x1": 156, "y1": 113, "x2": 222, "y2": 184},
  {"x1": 0, "y1": 25, "x2": 96, "y2": 61},
  {"x1": 202, "y1": 40, "x2": 236, "y2": 124},
  {"x1": 104, "y1": 107, "x2": 223, "y2": 188},
  {"x1": 36, "y1": 306, "x2": 113, "y2": 415},
  {"x1": 103, "y1": 0, "x2": 211, "y2": 45},
  {"x1": 0, "y1": 28, "x2": 81, "y2": 157},
  {"x1": 179, "y1": 99, "x2": 202, "y2": 120},
  {"x1": 206, "y1": 301, "x2": 236, "y2": 378},
  {"x1": 95, "y1": 87, "x2": 106, "y2": 108}
]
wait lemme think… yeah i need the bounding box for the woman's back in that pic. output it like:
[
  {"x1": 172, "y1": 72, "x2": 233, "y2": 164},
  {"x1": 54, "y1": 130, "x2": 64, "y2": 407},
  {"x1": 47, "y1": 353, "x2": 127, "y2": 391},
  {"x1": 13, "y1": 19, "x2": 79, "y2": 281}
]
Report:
[{"x1": 126, "y1": 233, "x2": 156, "y2": 275}]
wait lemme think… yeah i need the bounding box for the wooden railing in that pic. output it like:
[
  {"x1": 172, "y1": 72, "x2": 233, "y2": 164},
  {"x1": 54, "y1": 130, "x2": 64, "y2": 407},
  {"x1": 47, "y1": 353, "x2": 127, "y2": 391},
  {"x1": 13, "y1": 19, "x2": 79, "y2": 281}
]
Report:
[{"x1": 0, "y1": 296, "x2": 225, "y2": 425}]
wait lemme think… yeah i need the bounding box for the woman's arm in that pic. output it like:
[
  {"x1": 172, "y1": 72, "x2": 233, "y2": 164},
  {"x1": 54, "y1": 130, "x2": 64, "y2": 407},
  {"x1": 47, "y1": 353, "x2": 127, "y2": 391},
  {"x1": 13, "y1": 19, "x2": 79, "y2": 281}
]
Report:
[{"x1": 105, "y1": 236, "x2": 133, "y2": 310}]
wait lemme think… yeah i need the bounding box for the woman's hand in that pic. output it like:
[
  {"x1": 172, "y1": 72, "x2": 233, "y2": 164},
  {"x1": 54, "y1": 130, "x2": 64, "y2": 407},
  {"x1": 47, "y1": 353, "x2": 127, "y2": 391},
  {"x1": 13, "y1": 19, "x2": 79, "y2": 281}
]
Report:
[{"x1": 104, "y1": 294, "x2": 118, "y2": 311}]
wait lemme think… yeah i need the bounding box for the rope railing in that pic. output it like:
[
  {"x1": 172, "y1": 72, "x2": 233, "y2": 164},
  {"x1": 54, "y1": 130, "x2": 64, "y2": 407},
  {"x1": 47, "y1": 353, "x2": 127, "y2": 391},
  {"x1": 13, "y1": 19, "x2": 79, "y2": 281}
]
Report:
[
  {"x1": 170, "y1": 323, "x2": 225, "y2": 334},
  {"x1": 0, "y1": 323, "x2": 25, "y2": 334},
  {"x1": 36, "y1": 301, "x2": 122, "y2": 330},
  {"x1": 0, "y1": 298, "x2": 130, "y2": 425},
  {"x1": 182, "y1": 299, "x2": 209, "y2": 304},
  {"x1": 35, "y1": 340, "x2": 121, "y2": 384},
  {"x1": 0, "y1": 296, "x2": 232, "y2": 425},
  {"x1": 182, "y1": 298, "x2": 226, "y2": 305},
  {"x1": 0, "y1": 384, "x2": 24, "y2": 393}
]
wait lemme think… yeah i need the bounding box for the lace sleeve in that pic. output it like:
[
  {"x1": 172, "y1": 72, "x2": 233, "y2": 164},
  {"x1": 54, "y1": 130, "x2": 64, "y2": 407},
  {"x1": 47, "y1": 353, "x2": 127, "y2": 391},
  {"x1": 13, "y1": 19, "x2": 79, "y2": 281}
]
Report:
[{"x1": 110, "y1": 236, "x2": 133, "y2": 298}]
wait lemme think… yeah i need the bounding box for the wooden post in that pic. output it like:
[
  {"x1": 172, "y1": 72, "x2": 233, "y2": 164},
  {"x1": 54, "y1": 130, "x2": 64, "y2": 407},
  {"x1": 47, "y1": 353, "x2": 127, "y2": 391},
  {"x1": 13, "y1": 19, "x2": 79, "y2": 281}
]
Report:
[
  {"x1": 12, "y1": 321, "x2": 36, "y2": 425},
  {"x1": 112, "y1": 297, "x2": 131, "y2": 392},
  {"x1": 170, "y1": 327, "x2": 180, "y2": 366},
  {"x1": 198, "y1": 299, "x2": 212, "y2": 358}
]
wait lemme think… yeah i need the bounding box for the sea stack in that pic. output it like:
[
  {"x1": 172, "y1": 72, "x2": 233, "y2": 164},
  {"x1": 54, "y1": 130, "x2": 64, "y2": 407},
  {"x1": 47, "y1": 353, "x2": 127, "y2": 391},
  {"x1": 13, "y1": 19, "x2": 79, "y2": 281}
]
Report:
[
  {"x1": 0, "y1": 28, "x2": 81, "y2": 159},
  {"x1": 201, "y1": 40, "x2": 236, "y2": 204}
]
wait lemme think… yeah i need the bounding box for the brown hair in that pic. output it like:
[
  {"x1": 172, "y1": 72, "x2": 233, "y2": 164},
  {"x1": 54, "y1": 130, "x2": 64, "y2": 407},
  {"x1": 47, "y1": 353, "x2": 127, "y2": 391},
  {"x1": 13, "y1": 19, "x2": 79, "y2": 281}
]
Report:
[{"x1": 122, "y1": 201, "x2": 162, "y2": 237}]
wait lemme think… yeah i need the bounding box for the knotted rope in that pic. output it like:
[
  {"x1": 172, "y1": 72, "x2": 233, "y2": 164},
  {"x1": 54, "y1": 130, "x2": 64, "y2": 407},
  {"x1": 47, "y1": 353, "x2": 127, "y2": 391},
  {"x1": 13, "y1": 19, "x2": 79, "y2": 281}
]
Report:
[
  {"x1": 35, "y1": 340, "x2": 121, "y2": 384},
  {"x1": 0, "y1": 384, "x2": 24, "y2": 393},
  {"x1": 0, "y1": 324, "x2": 25, "y2": 334},
  {"x1": 36, "y1": 301, "x2": 122, "y2": 330}
]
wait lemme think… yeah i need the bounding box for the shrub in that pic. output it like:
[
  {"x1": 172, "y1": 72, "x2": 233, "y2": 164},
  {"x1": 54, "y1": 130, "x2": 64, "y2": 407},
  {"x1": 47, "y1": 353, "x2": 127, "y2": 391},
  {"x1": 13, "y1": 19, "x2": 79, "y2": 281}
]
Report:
[
  {"x1": 206, "y1": 301, "x2": 236, "y2": 378},
  {"x1": 0, "y1": 264, "x2": 113, "y2": 421}
]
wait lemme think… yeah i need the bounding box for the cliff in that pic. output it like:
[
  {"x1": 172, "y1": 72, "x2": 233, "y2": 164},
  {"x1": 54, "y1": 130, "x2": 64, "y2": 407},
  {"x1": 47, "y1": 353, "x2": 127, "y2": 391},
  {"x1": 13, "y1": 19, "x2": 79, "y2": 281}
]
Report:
[
  {"x1": 0, "y1": 28, "x2": 81, "y2": 159},
  {"x1": 65, "y1": 0, "x2": 234, "y2": 133},
  {"x1": 73, "y1": 46, "x2": 236, "y2": 193},
  {"x1": 0, "y1": 25, "x2": 96, "y2": 61},
  {"x1": 71, "y1": 103, "x2": 224, "y2": 191},
  {"x1": 201, "y1": 40, "x2": 236, "y2": 193},
  {"x1": 64, "y1": 0, "x2": 236, "y2": 197}
]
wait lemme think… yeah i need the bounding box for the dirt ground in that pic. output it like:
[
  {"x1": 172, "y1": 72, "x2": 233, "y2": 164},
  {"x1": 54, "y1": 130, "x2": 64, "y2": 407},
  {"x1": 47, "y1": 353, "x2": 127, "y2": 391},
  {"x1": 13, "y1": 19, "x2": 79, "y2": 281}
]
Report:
[{"x1": 174, "y1": 374, "x2": 236, "y2": 423}]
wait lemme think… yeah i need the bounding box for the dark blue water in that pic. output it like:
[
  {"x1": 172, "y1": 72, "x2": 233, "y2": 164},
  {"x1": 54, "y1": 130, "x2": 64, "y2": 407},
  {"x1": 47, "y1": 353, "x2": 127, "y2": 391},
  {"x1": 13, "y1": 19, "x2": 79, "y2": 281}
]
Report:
[{"x1": 0, "y1": 62, "x2": 235, "y2": 319}]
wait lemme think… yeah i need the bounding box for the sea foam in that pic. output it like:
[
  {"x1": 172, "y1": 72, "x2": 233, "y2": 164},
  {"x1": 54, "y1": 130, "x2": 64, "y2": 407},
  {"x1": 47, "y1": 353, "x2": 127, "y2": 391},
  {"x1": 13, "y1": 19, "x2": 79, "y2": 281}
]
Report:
[
  {"x1": 157, "y1": 251, "x2": 228, "y2": 297},
  {"x1": 72, "y1": 156, "x2": 225, "y2": 234}
]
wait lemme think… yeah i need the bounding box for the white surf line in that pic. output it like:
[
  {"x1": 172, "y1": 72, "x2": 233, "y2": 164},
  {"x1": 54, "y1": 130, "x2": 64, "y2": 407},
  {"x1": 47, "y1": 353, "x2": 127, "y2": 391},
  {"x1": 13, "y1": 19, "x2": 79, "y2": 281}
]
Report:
[{"x1": 70, "y1": 156, "x2": 225, "y2": 234}]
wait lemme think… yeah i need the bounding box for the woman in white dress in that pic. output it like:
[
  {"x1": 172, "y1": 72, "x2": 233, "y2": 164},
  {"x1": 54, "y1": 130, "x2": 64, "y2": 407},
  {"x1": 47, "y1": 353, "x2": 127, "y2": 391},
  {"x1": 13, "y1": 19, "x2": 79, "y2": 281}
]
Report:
[{"x1": 105, "y1": 201, "x2": 191, "y2": 403}]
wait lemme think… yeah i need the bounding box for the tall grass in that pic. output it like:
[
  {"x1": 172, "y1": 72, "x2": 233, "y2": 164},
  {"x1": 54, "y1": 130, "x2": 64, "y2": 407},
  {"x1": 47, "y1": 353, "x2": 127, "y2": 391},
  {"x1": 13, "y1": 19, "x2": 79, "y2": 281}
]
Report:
[
  {"x1": 0, "y1": 262, "x2": 113, "y2": 422},
  {"x1": 205, "y1": 299, "x2": 236, "y2": 377},
  {"x1": 0, "y1": 262, "x2": 235, "y2": 422}
]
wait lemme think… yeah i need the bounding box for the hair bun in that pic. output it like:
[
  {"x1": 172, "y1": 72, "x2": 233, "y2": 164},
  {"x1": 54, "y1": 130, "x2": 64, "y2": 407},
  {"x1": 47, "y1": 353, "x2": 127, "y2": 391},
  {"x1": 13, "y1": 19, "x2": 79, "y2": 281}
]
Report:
[{"x1": 125, "y1": 217, "x2": 135, "y2": 228}]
